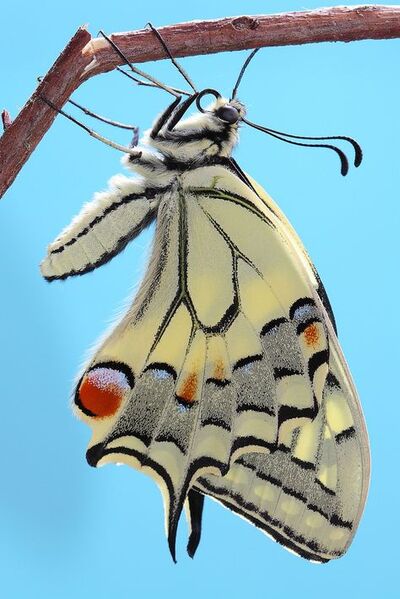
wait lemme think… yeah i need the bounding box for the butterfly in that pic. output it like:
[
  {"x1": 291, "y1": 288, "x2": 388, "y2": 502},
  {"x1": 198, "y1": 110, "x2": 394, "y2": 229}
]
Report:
[{"x1": 40, "y1": 32, "x2": 370, "y2": 563}]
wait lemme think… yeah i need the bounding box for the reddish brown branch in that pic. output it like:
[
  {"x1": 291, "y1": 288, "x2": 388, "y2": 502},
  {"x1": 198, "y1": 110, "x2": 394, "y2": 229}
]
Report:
[
  {"x1": 0, "y1": 27, "x2": 91, "y2": 199},
  {"x1": 1, "y1": 5, "x2": 400, "y2": 199},
  {"x1": 1, "y1": 110, "x2": 12, "y2": 130}
]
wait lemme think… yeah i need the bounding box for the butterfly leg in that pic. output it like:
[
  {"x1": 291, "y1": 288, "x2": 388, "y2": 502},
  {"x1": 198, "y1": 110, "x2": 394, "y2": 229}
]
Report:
[
  {"x1": 99, "y1": 30, "x2": 184, "y2": 98},
  {"x1": 150, "y1": 94, "x2": 201, "y2": 139},
  {"x1": 36, "y1": 78, "x2": 138, "y2": 133},
  {"x1": 40, "y1": 95, "x2": 143, "y2": 156},
  {"x1": 146, "y1": 22, "x2": 197, "y2": 93}
]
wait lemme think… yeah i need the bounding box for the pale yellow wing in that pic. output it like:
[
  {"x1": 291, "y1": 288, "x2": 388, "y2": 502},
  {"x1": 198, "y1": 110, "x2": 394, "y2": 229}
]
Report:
[
  {"x1": 195, "y1": 339, "x2": 367, "y2": 562},
  {"x1": 40, "y1": 175, "x2": 159, "y2": 280},
  {"x1": 72, "y1": 162, "x2": 369, "y2": 561},
  {"x1": 188, "y1": 164, "x2": 369, "y2": 561}
]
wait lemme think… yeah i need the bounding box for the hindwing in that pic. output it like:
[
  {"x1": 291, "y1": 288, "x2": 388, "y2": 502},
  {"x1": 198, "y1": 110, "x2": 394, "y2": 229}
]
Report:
[{"x1": 72, "y1": 163, "x2": 369, "y2": 561}]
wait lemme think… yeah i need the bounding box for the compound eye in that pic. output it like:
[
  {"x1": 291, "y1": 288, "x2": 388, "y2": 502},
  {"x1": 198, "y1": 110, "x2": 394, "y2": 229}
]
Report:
[{"x1": 216, "y1": 105, "x2": 240, "y2": 123}]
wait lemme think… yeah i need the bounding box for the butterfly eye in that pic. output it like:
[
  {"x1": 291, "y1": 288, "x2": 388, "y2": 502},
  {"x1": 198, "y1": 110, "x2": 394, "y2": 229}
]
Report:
[{"x1": 216, "y1": 105, "x2": 240, "y2": 123}]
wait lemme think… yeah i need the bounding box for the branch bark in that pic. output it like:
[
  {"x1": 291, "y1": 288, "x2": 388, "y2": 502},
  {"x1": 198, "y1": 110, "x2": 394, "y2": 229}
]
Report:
[{"x1": 1, "y1": 5, "x2": 400, "y2": 199}]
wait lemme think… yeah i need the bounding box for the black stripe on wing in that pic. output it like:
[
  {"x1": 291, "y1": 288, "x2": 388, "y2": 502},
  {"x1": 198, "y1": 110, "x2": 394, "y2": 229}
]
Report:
[
  {"x1": 50, "y1": 187, "x2": 163, "y2": 255},
  {"x1": 196, "y1": 478, "x2": 332, "y2": 563},
  {"x1": 44, "y1": 208, "x2": 157, "y2": 281},
  {"x1": 335, "y1": 426, "x2": 356, "y2": 444}
]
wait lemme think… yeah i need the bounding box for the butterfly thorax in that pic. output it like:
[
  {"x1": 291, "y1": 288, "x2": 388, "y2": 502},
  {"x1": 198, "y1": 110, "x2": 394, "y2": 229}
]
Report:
[{"x1": 123, "y1": 97, "x2": 245, "y2": 185}]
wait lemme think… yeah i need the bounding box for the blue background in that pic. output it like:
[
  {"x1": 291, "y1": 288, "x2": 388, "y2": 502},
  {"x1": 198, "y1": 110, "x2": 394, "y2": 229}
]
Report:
[{"x1": 1, "y1": 1, "x2": 399, "y2": 597}]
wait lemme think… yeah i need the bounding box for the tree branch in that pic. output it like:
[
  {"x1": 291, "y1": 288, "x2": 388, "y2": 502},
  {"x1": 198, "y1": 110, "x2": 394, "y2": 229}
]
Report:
[{"x1": 1, "y1": 5, "x2": 400, "y2": 199}]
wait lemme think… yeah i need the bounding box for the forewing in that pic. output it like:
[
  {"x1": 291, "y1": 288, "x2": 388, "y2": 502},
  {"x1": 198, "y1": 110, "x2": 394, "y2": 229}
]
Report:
[{"x1": 41, "y1": 175, "x2": 159, "y2": 280}]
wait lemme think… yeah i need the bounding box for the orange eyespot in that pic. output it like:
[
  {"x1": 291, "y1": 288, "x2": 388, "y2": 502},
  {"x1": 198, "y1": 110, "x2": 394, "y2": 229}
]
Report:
[
  {"x1": 76, "y1": 363, "x2": 134, "y2": 418},
  {"x1": 213, "y1": 359, "x2": 225, "y2": 381},
  {"x1": 303, "y1": 323, "x2": 320, "y2": 347},
  {"x1": 177, "y1": 372, "x2": 198, "y2": 405}
]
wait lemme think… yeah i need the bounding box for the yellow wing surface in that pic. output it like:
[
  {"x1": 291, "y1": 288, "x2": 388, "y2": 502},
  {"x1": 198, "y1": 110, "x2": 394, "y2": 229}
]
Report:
[{"x1": 70, "y1": 164, "x2": 369, "y2": 562}]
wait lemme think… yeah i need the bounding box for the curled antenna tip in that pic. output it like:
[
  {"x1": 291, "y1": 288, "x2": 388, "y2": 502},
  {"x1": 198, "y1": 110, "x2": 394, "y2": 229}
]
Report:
[
  {"x1": 242, "y1": 117, "x2": 354, "y2": 177},
  {"x1": 340, "y1": 157, "x2": 349, "y2": 176},
  {"x1": 335, "y1": 135, "x2": 363, "y2": 168},
  {"x1": 354, "y1": 143, "x2": 363, "y2": 167}
]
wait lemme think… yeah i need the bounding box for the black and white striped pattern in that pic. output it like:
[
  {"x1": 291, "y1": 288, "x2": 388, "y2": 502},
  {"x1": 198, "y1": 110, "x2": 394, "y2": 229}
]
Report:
[{"x1": 43, "y1": 93, "x2": 369, "y2": 563}]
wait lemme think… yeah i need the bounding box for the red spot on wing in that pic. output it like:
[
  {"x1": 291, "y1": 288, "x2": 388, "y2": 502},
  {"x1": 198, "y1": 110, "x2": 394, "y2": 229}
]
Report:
[{"x1": 77, "y1": 366, "x2": 132, "y2": 418}]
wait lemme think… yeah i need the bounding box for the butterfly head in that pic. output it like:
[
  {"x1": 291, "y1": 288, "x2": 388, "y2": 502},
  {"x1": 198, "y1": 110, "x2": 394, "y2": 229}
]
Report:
[
  {"x1": 147, "y1": 89, "x2": 246, "y2": 162},
  {"x1": 196, "y1": 89, "x2": 245, "y2": 124}
]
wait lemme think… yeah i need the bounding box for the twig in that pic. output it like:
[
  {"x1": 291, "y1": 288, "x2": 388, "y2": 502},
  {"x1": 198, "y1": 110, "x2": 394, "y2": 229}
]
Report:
[
  {"x1": 1, "y1": 5, "x2": 400, "y2": 199},
  {"x1": 1, "y1": 110, "x2": 12, "y2": 130},
  {"x1": 0, "y1": 27, "x2": 91, "y2": 200}
]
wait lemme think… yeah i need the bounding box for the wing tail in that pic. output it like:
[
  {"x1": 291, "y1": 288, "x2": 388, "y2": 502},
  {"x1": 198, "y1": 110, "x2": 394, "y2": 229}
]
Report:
[{"x1": 185, "y1": 489, "x2": 205, "y2": 558}]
